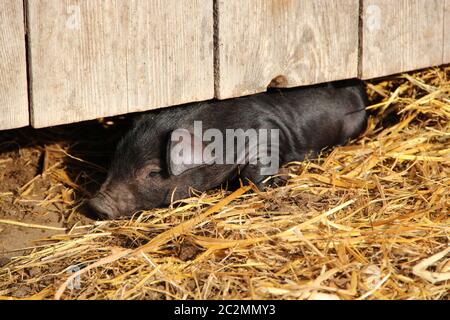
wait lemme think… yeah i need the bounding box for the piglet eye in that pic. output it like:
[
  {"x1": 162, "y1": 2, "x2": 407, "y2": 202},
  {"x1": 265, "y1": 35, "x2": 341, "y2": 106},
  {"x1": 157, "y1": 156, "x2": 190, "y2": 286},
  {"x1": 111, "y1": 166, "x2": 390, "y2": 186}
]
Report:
[{"x1": 148, "y1": 171, "x2": 160, "y2": 178}]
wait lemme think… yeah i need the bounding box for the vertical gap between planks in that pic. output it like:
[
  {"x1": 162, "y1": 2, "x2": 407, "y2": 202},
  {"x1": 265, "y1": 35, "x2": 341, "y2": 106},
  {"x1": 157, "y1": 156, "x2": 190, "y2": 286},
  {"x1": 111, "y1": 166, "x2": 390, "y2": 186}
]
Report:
[
  {"x1": 23, "y1": 0, "x2": 33, "y2": 127},
  {"x1": 213, "y1": 0, "x2": 220, "y2": 98},
  {"x1": 357, "y1": 0, "x2": 364, "y2": 79}
]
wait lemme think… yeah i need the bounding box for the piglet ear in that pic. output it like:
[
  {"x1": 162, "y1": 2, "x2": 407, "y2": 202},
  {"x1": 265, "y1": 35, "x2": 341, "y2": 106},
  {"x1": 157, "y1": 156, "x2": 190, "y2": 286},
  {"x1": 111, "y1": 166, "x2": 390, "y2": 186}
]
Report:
[{"x1": 167, "y1": 129, "x2": 204, "y2": 176}]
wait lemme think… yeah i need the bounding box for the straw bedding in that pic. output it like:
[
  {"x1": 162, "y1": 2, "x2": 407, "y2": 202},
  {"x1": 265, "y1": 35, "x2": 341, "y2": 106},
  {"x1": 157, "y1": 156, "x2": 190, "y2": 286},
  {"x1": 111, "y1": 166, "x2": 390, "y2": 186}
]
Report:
[{"x1": 0, "y1": 66, "x2": 448, "y2": 300}]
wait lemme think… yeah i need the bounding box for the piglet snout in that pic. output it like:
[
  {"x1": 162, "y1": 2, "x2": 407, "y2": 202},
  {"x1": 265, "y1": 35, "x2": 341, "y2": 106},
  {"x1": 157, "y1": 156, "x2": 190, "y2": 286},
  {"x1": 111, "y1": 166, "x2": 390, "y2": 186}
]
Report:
[{"x1": 88, "y1": 193, "x2": 120, "y2": 220}]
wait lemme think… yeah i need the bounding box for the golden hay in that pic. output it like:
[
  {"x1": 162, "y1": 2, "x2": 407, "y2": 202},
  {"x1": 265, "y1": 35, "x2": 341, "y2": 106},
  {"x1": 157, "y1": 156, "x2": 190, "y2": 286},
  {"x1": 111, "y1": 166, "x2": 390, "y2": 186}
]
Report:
[{"x1": 0, "y1": 66, "x2": 449, "y2": 300}]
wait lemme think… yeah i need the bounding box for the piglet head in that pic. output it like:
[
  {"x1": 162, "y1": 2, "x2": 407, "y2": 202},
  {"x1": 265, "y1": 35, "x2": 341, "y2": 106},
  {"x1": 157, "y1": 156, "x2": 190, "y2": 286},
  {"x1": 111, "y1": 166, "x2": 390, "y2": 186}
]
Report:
[{"x1": 88, "y1": 126, "x2": 225, "y2": 219}]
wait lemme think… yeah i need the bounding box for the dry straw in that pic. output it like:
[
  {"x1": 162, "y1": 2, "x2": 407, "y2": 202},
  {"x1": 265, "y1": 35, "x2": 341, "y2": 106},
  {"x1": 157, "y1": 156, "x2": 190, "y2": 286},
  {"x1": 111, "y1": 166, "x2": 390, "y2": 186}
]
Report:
[{"x1": 0, "y1": 66, "x2": 449, "y2": 300}]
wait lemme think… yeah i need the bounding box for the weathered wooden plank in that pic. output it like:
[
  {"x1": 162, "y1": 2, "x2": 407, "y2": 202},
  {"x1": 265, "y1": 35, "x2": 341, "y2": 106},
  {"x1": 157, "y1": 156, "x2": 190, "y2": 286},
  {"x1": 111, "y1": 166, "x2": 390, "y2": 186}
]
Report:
[
  {"x1": 215, "y1": 0, "x2": 359, "y2": 99},
  {"x1": 28, "y1": 0, "x2": 127, "y2": 128},
  {"x1": 0, "y1": 0, "x2": 29, "y2": 130},
  {"x1": 444, "y1": 0, "x2": 450, "y2": 63},
  {"x1": 361, "y1": 0, "x2": 444, "y2": 79},
  {"x1": 28, "y1": 0, "x2": 213, "y2": 128},
  {"x1": 126, "y1": 0, "x2": 213, "y2": 111}
]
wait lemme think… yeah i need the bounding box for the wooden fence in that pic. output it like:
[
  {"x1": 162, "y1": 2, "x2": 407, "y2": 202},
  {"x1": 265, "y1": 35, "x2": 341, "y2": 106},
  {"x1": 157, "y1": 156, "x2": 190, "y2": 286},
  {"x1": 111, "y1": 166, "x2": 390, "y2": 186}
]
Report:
[{"x1": 1, "y1": 0, "x2": 449, "y2": 130}]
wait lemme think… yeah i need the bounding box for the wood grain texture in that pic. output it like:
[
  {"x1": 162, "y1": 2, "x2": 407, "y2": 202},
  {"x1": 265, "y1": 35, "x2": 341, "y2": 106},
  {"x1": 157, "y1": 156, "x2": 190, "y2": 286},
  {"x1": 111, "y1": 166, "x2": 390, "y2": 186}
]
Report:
[
  {"x1": 214, "y1": 0, "x2": 359, "y2": 99},
  {"x1": 28, "y1": 0, "x2": 213, "y2": 128},
  {"x1": 444, "y1": 0, "x2": 450, "y2": 63},
  {"x1": 0, "y1": 0, "x2": 29, "y2": 130},
  {"x1": 361, "y1": 0, "x2": 444, "y2": 79}
]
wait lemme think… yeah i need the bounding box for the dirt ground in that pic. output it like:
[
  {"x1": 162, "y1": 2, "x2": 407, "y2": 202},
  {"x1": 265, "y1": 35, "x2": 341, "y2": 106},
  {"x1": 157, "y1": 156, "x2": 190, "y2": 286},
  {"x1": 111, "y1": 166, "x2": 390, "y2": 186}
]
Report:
[{"x1": 0, "y1": 117, "x2": 133, "y2": 261}]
